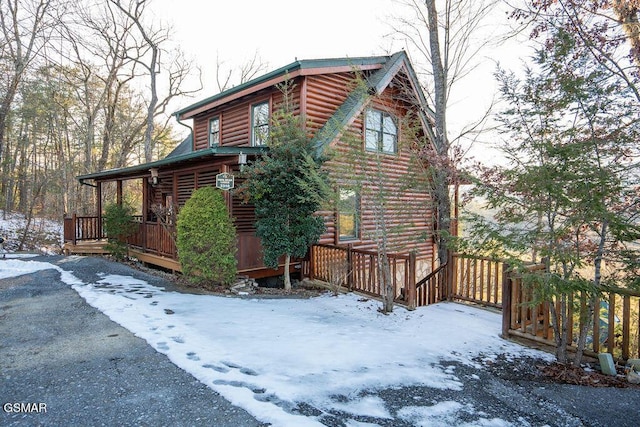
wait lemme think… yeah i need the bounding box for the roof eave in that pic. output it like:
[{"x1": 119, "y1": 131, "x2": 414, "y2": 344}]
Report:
[
  {"x1": 77, "y1": 146, "x2": 268, "y2": 182},
  {"x1": 312, "y1": 51, "x2": 437, "y2": 155},
  {"x1": 174, "y1": 56, "x2": 388, "y2": 120}
]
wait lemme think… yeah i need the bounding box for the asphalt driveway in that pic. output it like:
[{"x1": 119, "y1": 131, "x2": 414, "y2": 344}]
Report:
[
  {"x1": 1, "y1": 255, "x2": 640, "y2": 426},
  {"x1": 0, "y1": 255, "x2": 264, "y2": 427}
]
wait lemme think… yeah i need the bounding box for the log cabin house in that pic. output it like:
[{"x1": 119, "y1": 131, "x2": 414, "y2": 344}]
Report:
[{"x1": 64, "y1": 51, "x2": 440, "y2": 297}]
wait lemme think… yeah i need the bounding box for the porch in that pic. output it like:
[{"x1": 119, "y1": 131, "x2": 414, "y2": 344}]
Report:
[{"x1": 62, "y1": 214, "x2": 299, "y2": 278}]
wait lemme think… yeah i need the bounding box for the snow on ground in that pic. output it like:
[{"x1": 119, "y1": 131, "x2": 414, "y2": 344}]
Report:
[
  {"x1": 0, "y1": 258, "x2": 552, "y2": 426},
  {"x1": 0, "y1": 210, "x2": 62, "y2": 254}
]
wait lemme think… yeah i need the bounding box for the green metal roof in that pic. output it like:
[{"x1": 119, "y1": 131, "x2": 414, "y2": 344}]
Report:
[
  {"x1": 77, "y1": 146, "x2": 267, "y2": 182},
  {"x1": 173, "y1": 55, "x2": 390, "y2": 119}
]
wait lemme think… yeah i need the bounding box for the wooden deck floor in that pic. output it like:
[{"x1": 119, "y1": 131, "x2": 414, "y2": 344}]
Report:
[{"x1": 62, "y1": 240, "x2": 109, "y2": 255}]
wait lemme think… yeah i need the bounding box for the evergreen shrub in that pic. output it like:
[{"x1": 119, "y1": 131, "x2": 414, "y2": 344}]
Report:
[
  {"x1": 103, "y1": 202, "x2": 137, "y2": 260},
  {"x1": 176, "y1": 186, "x2": 237, "y2": 286}
]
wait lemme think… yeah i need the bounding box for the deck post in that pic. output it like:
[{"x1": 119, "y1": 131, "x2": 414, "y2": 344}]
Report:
[
  {"x1": 142, "y1": 177, "x2": 148, "y2": 251},
  {"x1": 501, "y1": 262, "x2": 512, "y2": 339},
  {"x1": 446, "y1": 252, "x2": 454, "y2": 301},
  {"x1": 72, "y1": 213, "x2": 77, "y2": 245},
  {"x1": 346, "y1": 243, "x2": 353, "y2": 291},
  {"x1": 308, "y1": 245, "x2": 315, "y2": 281},
  {"x1": 96, "y1": 182, "x2": 103, "y2": 239},
  {"x1": 406, "y1": 252, "x2": 417, "y2": 310},
  {"x1": 116, "y1": 180, "x2": 123, "y2": 206}
]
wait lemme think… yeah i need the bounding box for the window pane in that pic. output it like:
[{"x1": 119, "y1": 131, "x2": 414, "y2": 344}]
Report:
[
  {"x1": 339, "y1": 213, "x2": 355, "y2": 238},
  {"x1": 383, "y1": 115, "x2": 396, "y2": 135},
  {"x1": 382, "y1": 133, "x2": 396, "y2": 153},
  {"x1": 209, "y1": 117, "x2": 219, "y2": 146},
  {"x1": 365, "y1": 130, "x2": 379, "y2": 151},
  {"x1": 254, "y1": 125, "x2": 269, "y2": 146},
  {"x1": 338, "y1": 189, "x2": 358, "y2": 240},
  {"x1": 366, "y1": 110, "x2": 381, "y2": 131},
  {"x1": 253, "y1": 103, "x2": 269, "y2": 126},
  {"x1": 252, "y1": 103, "x2": 269, "y2": 146},
  {"x1": 365, "y1": 110, "x2": 397, "y2": 154}
]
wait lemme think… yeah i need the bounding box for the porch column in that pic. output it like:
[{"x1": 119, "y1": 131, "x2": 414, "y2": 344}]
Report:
[
  {"x1": 96, "y1": 181, "x2": 103, "y2": 238},
  {"x1": 117, "y1": 180, "x2": 123, "y2": 205},
  {"x1": 142, "y1": 176, "x2": 148, "y2": 251}
]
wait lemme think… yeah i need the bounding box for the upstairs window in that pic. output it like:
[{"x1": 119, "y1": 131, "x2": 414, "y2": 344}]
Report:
[
  {"x1": 209, "y1": 117, "x2": 220, "y2": 147},
  {"x1": 252, "y1": 102, "x2": 269, "y2": 146},
  {"x1": 365, "y1": 109, "x2": 397, "y2": 154},
  {"x1": 338, "y1": 189, "x2": 359, "y2": 241}
]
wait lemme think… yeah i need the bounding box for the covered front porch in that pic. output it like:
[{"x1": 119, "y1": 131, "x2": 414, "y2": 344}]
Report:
[{"x1": 63, "y1": 144, "x2": 290, "y2": 278}]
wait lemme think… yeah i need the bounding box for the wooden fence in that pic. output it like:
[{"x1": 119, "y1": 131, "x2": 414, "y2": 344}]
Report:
[
  {"x1": 451, "y1": 254, "x2": 506, "y2": 309},
  {"x1": 307, "y1": 248, "x2": 509, "y2": 310},
  {"x1": 504, "y1": 269, "x2": 640, "y2": 362},
  {"x1": 62, "y1": 217, "x2": 640, "y2": 363},
  {"x1": 63, "y1": 214, "x2": 103, "y2": 244},
  {"x1": 307, "y1": 244, "x2": 417, "y2": 307}
]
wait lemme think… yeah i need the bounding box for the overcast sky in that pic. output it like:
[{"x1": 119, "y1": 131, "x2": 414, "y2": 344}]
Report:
[{"x1": 152, "y1": 0, "x2": 398, "y2": 93}]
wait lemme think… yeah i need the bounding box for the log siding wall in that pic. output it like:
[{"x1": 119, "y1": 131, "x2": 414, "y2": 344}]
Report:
[
  {"x1": 317, "y1": 86, "x2": 434, "y2": 261},
  {"x1": 161, "y1": 67, "x2": 433, "y2": 274}
]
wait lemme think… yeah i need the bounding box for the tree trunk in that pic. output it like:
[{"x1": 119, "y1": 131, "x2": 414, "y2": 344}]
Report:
[
  {"x1": 574, "y1": 219, "x2": 609, "y2": 366},
  {"x1": 284, "y1": 253, "x2": 292, "y2": 291},
  {"x1": 380, "y1": 254, "x2": 394, "y2": 313},
  {"x1": 549, "y1": 296, "x2": 568, "y2": 364},
  {"x1": 574, "y1": 296, "x2": 594, "y2": 367},
  {"x1": 425, "y1": 0, "x2": 453, "y2": 269}
]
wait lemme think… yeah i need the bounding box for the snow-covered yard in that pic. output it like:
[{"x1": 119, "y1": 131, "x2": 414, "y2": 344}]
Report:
[
  {"x1": 0, "y1": 257, "x2": 552, "y2": 426},
  {"x1": 0, "y1": 211, "x2": 62, "y2": 254}
]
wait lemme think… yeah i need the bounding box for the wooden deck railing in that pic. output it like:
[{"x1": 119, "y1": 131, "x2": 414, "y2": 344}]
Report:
[
  {"x1": 138, "y1": 221, "x2": 176, "y2": 257},
  {"x1": 307, "y1": 249, "x2": 511, "y2": 310},
  {"x1": 65, "y1": 216, "x2": 640, "y2": 361},
  {"x1": 452, "y1": 254, "x2": 507, "y2": 309},
  {"x1": 63, "y1": 215, "x2": 176, "y2": 258},
  {"x1": 307, "y1": 244, "x2": 416, "y2": 307},
  {"x1": 414, "y1": 262, "x2": 447, "y2": 307},
  {"x1": 63, "y1": 214, "x2": 103, "y2": 244},
  {"x1": 504, "y1": 270, "x2": 640, "y2": 362}
]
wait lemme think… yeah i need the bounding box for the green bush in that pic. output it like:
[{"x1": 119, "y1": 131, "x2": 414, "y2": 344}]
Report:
[
  {"x1": 103, "y1": 202, "x2": 137, "y2": 260},
  {"x1": 176, "y1": 186, "x2": 237, "y2": 286}
]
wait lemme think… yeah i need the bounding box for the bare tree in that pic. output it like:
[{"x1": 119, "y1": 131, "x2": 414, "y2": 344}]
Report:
[
  {"x1": 510, "y1": 1, "x2": 640, "y2": 102},
  {"x1": 389, "y1": 0, "x2": 498, "y2": 273},
  {"x1": 214, "y1": 50, "x2": 268, "y2": 93},
  {"x1": 109, "y1": 0, "x2": 201, "y2": 163},
  {"x1": 613, "y1": 0, "x2": 640, "y2": 65},
  {"x1": 0, "y1": 0, "x2": 58, "y2": 214}
]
